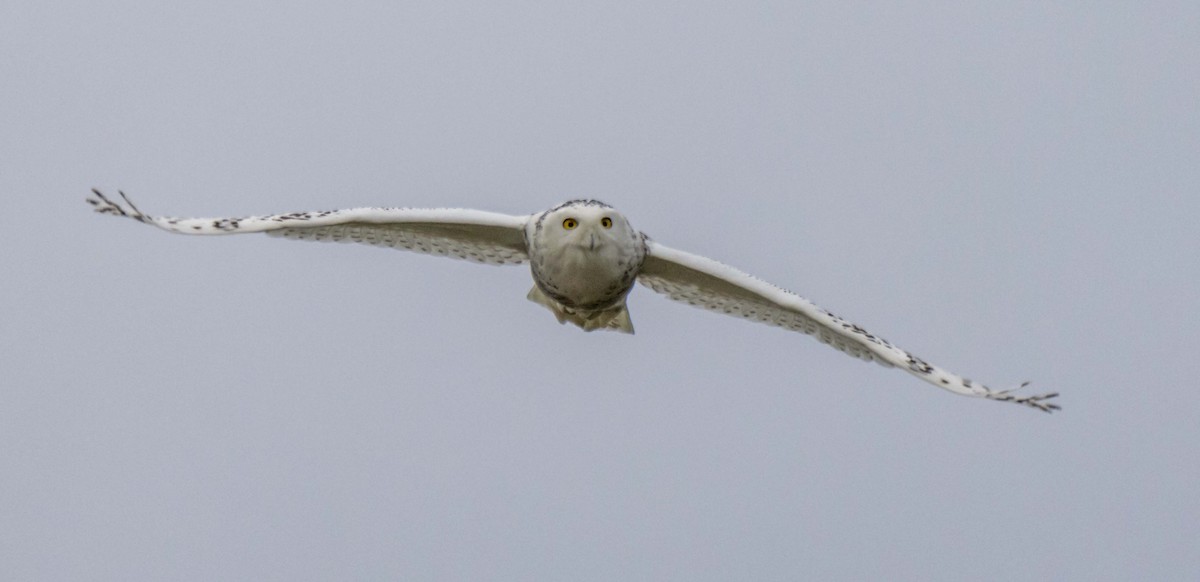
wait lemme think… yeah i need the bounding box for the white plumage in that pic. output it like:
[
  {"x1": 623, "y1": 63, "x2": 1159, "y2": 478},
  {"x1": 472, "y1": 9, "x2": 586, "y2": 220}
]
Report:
[{"x1": 88, "y1": 190, "x2": 1059, "y2": 412}]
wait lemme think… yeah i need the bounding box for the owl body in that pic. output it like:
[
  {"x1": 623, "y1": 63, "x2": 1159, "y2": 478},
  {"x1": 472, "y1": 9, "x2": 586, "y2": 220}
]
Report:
[
  {"x1": 87, "y1": 189, "x2": 1059, "y2": 412},
  {"x1": 524, "y1": 200, "x2": 646, "y2": 333}
]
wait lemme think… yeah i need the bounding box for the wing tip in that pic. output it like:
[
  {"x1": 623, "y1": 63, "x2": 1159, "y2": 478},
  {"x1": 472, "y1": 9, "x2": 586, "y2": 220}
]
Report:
[
  {"x1": 87, "y1": 188, "x2": 148, "y2": 223},
  {"x1": 1005, "y1": 386, "x2": 1061, "y2": 413}
]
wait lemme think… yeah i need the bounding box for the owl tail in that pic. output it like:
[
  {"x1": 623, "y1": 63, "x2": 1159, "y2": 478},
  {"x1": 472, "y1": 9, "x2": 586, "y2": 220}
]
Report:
[{"x1": 526, "y1": 285, "x2": 635, "y2": 335}]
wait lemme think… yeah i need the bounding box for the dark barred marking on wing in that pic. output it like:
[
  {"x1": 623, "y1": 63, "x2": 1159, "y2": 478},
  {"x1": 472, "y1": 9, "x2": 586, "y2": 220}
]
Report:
[{"x1": 270, "y1": 223, "x2": 527, "y2": 265}]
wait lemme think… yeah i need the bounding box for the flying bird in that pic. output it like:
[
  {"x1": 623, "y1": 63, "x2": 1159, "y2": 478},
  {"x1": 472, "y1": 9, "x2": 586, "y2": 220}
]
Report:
[{"x1": 87, "y1": 189, "x2": 1059, "y2": 412}]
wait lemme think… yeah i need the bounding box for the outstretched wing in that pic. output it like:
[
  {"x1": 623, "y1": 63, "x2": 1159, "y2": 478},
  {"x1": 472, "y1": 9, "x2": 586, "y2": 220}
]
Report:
[
  {"x1": 87, "y1": 189, "x2": 530, "y2": 265},
  {"x1": 637, "y1": 240, "x2": 1059, "y2": 412}
]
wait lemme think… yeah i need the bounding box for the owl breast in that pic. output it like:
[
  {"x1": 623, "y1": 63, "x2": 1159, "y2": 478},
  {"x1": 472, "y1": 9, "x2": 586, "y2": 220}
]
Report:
[{"x1": 530, "y1": 242, "x2": 641, "y2": 310}]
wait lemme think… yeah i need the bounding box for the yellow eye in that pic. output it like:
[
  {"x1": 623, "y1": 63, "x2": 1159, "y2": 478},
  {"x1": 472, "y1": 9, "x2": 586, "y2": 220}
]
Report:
[
  {"x1": 601, "y1": 217, "x2": 613, "y2": 229},
  {"x1": 562, "y1": 218, "x2": 578, "y2": 230}
]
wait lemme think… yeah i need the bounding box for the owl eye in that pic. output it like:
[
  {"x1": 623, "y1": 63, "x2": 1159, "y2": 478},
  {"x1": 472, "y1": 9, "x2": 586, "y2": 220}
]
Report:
[
  {"x1": 601, "y1": 217, "x2": 613, "y2": 229},
  {"x1": 562, "y1": 218, "x2": 578, "y2": 230}
]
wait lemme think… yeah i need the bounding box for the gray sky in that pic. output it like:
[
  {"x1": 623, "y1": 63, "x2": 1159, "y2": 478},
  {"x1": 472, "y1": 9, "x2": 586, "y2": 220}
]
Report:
[{"x1": 2, "y1": 2, "x2": 1198, "y2": 580}]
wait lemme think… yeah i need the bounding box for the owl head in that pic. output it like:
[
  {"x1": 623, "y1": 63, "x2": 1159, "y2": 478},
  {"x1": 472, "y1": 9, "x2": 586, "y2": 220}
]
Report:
[{"x1": 530, "y1": 199, "x2": 638, "y2": 253}]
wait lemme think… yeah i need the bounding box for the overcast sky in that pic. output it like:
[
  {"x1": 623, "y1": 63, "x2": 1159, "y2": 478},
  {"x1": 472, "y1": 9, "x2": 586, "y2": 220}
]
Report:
[{"x1": 2, "y1": 2, "x2": 1198, "y2": 580}]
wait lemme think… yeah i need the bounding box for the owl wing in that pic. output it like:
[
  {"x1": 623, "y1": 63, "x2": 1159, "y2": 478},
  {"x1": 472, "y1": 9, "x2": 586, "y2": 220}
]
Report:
[
  {"x1": 637, "y1": 240, "x2": 1059, "y2": 412},
  {"x1": 87, "y1": 189, "x2": 530, "y2": 265}
]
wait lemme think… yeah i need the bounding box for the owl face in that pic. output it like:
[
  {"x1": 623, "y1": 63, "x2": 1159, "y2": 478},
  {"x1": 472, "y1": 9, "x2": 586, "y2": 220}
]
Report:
[{"x1": 535, "y1": 200, "x2": 636, "y2": 253}]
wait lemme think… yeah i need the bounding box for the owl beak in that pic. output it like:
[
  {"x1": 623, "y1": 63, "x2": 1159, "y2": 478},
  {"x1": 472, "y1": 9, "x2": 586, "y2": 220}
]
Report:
[{"x1": 588, "y1": 232, "x2": 599, "y2": 251}]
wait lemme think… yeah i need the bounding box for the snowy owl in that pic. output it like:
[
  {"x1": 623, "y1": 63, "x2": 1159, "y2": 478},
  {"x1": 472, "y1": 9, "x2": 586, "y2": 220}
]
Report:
[{"x1": 87, "y1": 190, "x2": 1059, "y2": 412}]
